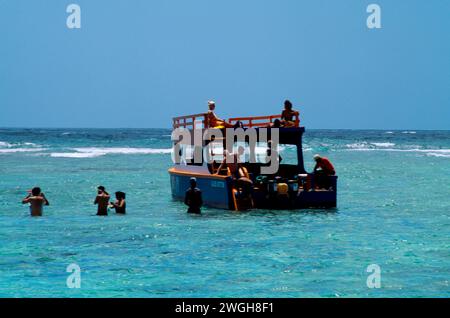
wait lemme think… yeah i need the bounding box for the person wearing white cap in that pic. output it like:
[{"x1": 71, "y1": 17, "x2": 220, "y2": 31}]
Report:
[
  {"x1": 313, "y1": 154, "x2": 335, "y2": 175},
  {"x1": 313, "y1": 154, "x2": 335, "y2": 189},
  {"x1": 206, "y1": 100, "x2": 235, "y2": 128}
]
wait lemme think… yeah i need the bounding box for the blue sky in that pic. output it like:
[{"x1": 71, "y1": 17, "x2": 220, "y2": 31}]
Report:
[{"x1": 0, "y1": 0, "x2": 449, "y2": 129}]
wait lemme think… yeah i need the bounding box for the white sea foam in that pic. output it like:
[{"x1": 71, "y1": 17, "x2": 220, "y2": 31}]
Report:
[
  {"x1": 0, "y1": 141, "x2": 40, "y2": 148},
  {"x1": 50, "y1": 152, "x2": 104, "y2": 158},
  {"x1": 0, "y1": 148, "x2": 47, "y2": 153},
  {"x1": 73, "y1": 147, "x2": 173, "y2": 154},
  {"x1": 346, "y1": 142, "x2": 370, "y2": 149},
  {"x1": 371, "y1": 142, "x2": 396, "y2": 147},
  {"x1": 347, "y1": 148, "x2": 450, "y2": 155},
  {"x1": 50, "y1": 147, "x2": 173, "y2": 158},
  {"x1": 426, "y1": 152, "x2": 450, "y2": 158},
  {"x1": 346, "y1": 142, "x2": 396, "y2": 149},
  {"x1": 0, "y1": 141, "x2": 13, "y2": 147},
  {"x1": 402, "y1": 131, "x2": 417, "y2": 134}
]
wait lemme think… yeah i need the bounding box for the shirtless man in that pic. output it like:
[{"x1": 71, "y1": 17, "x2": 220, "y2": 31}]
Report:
[
  {"x1": 184, "y1": 177, "x2": 203, "y2": 214},
  {"x1": 22, "y1": 187, "x2": 49, "y2": 217},
  {"x1": 280, "y1": 100, "x2": 299, "y2": 127},
  {"x1": 215, "y1": 147, "x2": 253, "y2": 193},
  {"x1": 94, "y1": 186, "x2": 110, "y2": 216}
]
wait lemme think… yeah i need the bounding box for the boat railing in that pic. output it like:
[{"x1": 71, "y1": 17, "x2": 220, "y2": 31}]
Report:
[
  {"x1": 173, "y1": 113, "x2": 300, "y2": 129},
  {"x1": 228, "y1": 114, "x2": 299, "y2": 128},
  {"x1": 173, "y1": 113, "x2": 209, "y2": 129}
]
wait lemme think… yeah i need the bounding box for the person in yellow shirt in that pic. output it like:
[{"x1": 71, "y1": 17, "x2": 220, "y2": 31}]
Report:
[{"x1": 206, "y1": 101, "x2": 236, "y2": 128}]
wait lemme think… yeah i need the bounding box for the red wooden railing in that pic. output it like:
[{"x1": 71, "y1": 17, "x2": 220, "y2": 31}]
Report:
[
  {"x1": 172, "y1": 113, "x2": 209, "y2": 129},
  {"x1": 172, "y1": 113, "x2": 300, "y2": 129},
  {"x1": 228, "y1": 114, "x2": 299, "y2": 128}
]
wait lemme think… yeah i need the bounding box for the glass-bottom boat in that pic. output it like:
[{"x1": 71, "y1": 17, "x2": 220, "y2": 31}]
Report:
[{"x1": 169, "y1": 113, "x2": 337, "y2": 211}]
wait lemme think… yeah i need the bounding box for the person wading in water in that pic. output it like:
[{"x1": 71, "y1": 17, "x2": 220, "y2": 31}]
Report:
[
  {"x1": 94, "y1": 186, "x2": 110, "y2": 216},
  {"x1": 184, "y1": 177, "x2": 203, "y2": 214},
  {"x1": 22, "y1": 187, "x2": 49, "y2": 217}
]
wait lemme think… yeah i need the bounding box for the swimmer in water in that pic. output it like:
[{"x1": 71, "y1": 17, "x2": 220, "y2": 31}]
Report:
[
  {"x1": 94, "y1": 186, "x2": 110, "y2": 216},
  {"x1": 184, "y1": 177, "x2": 203, "y2": 214},
  {"x1": 22, "y1": 187, "x2": 49, "y2": 217},
  {"x1": 110, "y1": 191, "x2": 126, "y2": 214}
]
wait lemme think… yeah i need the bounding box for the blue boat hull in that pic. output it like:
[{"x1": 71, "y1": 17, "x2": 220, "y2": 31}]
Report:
[
  {"x1": 169, "y1": 167, "x2": 337, "y2": 210},
  {"x1": 170, "y1": 168, "x2": 233, "y2": 210}
]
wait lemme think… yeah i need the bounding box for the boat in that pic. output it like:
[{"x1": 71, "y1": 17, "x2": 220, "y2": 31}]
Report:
[{"x1": 168, "y1": 112, "x2": 337, "y2": 211}]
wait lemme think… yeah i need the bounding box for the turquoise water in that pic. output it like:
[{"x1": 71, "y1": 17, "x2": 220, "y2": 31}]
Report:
[{"x1": 0, "y1": 128, "x2": 449, "y2": 297}]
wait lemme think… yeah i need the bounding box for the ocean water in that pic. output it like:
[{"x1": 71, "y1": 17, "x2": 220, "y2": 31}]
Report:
[{"x1": 0, "y1": 128, "x2": 449, "y2": 297}]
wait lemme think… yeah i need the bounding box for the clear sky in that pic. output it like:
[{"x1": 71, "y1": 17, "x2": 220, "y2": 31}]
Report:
[{"x1": 1, "y1": 0, "x2": 449, "y2": 129}]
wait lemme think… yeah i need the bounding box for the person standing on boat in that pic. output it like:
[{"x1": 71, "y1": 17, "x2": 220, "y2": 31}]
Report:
[
  {"x1": 185, "y1": 177, "x2": 203, "y2": 214},
  {"x1": 22, "y1": 187, "x2": 49, "y2": 217},
  {"x1": 94, "y1": 186, "x2": 110, "y2": 216},
  {"x1": 280, "y1": 100, "x2": 299, "y2": 127}
]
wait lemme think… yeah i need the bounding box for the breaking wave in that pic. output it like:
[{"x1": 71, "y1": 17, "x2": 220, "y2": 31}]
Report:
[
  {"x1": 0, "y1": 141, "x2": 46, "y2": 154},
  {"x1": 0, "y1": 147, "x2": 47, "y2": 154},
  {"x1": 346, "y1": 142, "x2": 396, "y2": 149},
  {"x1": 50, "y1": 147, "x2": 173, "y2": 158}
]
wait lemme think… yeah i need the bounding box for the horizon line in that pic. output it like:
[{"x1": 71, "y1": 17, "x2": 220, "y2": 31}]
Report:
[{"x1": 0, "y1": 126, "x2": 449, "y2": 131}]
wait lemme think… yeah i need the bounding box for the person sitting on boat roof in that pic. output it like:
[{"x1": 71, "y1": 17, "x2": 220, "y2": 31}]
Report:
[
  {"x1": 215, "y1": 147, "x2": 253, "y2": 195},
  {"x1": 207, "y1": 101, "x2": 243, "y2": 129},
  {"x1": 184, "y1": 177, "x2": 203, "y2": 214},
  {"x1": 280, "y1": 100, "x2": 299, "y2": 127}
]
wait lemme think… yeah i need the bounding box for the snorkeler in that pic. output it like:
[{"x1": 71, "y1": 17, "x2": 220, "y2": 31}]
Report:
[
  {"x1": 94, "y1": 186, "x2": 110, "y2": 216},
  {"x1": 184, "y1": 177, "x2": 203, "y2": 214},
  {"x1": 110, "y1": 191, "x2": 126, "y2": 214},
  {"x1": 22, "y1": 187, "x2": 49, "y2": 217}
]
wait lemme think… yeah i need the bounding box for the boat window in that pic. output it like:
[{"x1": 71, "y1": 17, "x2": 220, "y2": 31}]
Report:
[
  {"x1": 204, "y1": 142, "x2": 225, "y2": 163},
  {"x1": 278, "y1": 144, "x2": 298, "y2": 165},
  {"x1": 253, "y1": 142, "x2": 298, "y2": 165},
  {"x1": 203, "y1": 141, "x2": 298, "y2": 165},
  {"x1": 178, "y1": 145, "x2": 203, "y2": 165}
]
